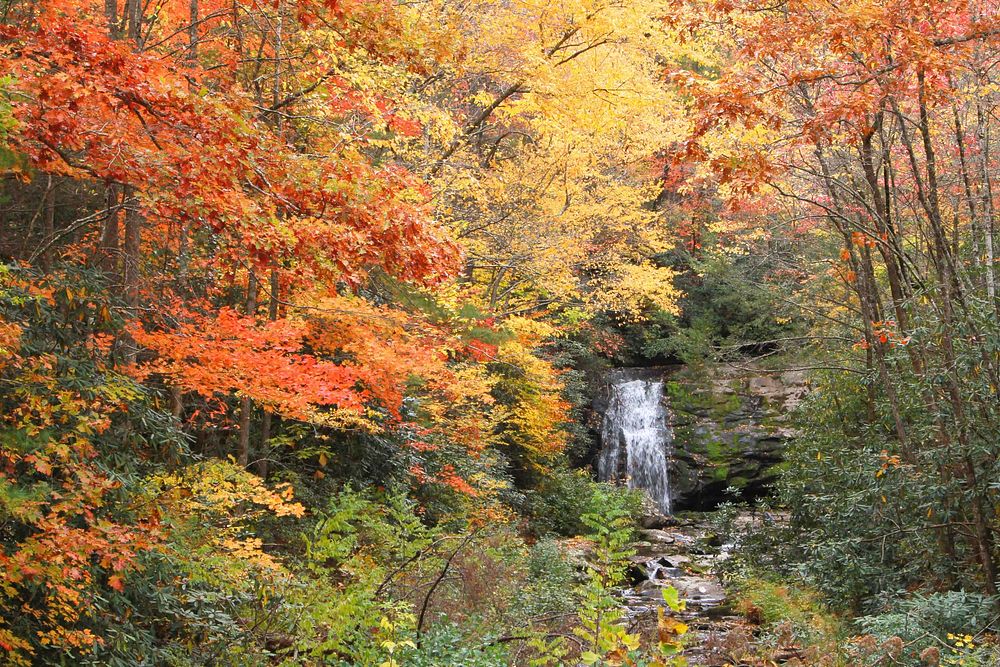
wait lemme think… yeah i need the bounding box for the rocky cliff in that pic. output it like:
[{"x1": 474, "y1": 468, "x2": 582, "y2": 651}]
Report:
[
  {"x1": 595, "y1": 365, "x2": 808, "y2": 511},
  {"x1": 666, "y1": 365, "x2": 807, "y2": 509}
]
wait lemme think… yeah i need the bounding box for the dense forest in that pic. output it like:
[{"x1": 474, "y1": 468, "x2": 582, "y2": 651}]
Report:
[{"x1": 3, "y1": 0, "x2": 1000, "y2": 664}]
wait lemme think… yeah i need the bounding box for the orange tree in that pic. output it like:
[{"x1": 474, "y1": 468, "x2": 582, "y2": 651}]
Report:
[{"x1": 0, "y1": 0, "x2": 582, "y2": 657}]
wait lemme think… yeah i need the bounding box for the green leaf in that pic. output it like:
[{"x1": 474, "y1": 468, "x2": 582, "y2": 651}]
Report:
[{"x1": 662, "y1": 585, "x2": 686, "y2": 612}]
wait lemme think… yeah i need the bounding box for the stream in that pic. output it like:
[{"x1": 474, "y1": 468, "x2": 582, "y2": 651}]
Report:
[
  {"x1": 596, "y1": 370, "x2": 759, "y2": 664},
  {"x1": 623, "y1": 516, "x2": 751, "y2": 666}
]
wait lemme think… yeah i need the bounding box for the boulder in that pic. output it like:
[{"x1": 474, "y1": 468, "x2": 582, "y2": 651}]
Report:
[
  {"x1": 638, "y1": 495, "x2": 675, "y2": 529},
  {"x1": 637, "y1": 528, "x2": 676, "y2": 545}
]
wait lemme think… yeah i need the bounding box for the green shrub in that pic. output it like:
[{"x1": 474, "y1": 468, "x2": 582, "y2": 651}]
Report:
[
  {"x1": 398, "y1": 623, "x2": 509, "y2": 667},
  {"x1": 510, "y1": 539, "x2": 578, "y2": 619},
  {"x1": 855, "y1": 591, "x2": 998, "y2": 665},
  {"x1": 527, "y1": 468, "x2": 643, "y2": 537},
  {"x1": 733, "y1": 576, "x2": 845, "y2": 659}
]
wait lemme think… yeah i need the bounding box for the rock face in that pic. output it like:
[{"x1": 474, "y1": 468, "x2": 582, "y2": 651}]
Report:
[
  {"x1": 595, "y1": 365, "x2": 807, "y2": 511},
  {"x1": 667, "y1": 364, "x2": 807, "y2": 509}
]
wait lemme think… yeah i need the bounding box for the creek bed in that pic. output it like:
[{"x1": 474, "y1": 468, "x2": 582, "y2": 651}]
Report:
[{"x1": 619, "y1": 515, "x2": 756, "y2": 666}]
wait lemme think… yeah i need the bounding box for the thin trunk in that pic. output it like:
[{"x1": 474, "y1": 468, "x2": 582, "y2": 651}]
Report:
[
  {"x1": 99, "y1": 184, "x2": 120, "y2": 273},
  {"x1": 953, "y1": 105, "x2": 980, "y2": 252},
  {"x1": 188, "y1": 0, "x2": 198, "y2": 59},
  {"x1": 267, "y1": 268, "x2": 278, "y2": 331},
  {"x1": 977, "y1": 100, "x2": 997, "y2": 309},
  {"x1": 40, "y1": 176, "x2": 55, "y2": 273},
  {"x1": 171, "y1": 386, "x2": 184, "y2": 419},
  {"x1": 121, "y1": 185, "x2": 142, "y2": 363},
  {"x1": 238, "y1": 272, "x2": 258, "y2": 467},
  {"x1": 238, "y1": 396, "x2": 252, "y2": 468},
  {"x1": 258, "y1": 412, "x2": 271, "y2": 478},
  {"x1": 257, "y1": 267, "x2": 279, "y2": 478},
  {"x1": 272, "y1": 1, "x2": 283, "y2": 114},
  {"x1": 178, "y1": 222, "x2": 189, "y2": 289}
]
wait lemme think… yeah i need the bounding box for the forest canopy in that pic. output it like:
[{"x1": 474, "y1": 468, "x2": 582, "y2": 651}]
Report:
[{"x1": 3, "y1": 0, "x2": 1000, "y2": 664}]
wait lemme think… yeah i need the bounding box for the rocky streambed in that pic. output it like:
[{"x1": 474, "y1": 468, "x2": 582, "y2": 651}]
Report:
[
  {"x1": 620, "y1": 514, "x2": 760, "y2": 666},
  {"x1": 589, "y1": 363, "x2": 809, "y2": 663}
]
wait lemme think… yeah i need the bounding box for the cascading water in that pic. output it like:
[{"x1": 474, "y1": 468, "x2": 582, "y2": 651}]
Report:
[{"x1": 598, "y1": 374, "x2": 673, "y2": 513}]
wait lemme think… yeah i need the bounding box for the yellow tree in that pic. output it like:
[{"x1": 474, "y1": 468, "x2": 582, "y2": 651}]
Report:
[{"x1": 351, "y1": 0, "x2": 700, "y2": 321}]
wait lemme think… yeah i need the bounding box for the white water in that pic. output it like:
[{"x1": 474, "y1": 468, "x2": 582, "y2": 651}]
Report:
[{"x1": 598, "y1": 377, "x2": 673, "y2": 513}]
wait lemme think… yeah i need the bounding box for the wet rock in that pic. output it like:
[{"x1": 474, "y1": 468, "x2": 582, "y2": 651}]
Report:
[
  {"x1": 626, "y1": 562, "x2": 649, "y2": 585},
  {"x1": 675, "y1": 577, "x2": 726, "y2": 607},
  {"x1": 702, "y1": 603, "x2": 737, "y2": 618},
  {"x1": 656, "y1": 567, "x2": 685, "y2": 579},
  {"x1": 637, "y1": 580, "x2": 663, "y2": 595},
  {"x1": 663, "y1": 364, "x2": 807, "y2": 510},
  {"x1": 637, "y1": 528, "x2": 676, "y2": 544},
  {"x1": 657, "y1": 554, "x2": 690, "y2": 568},
  {"x1": 640, "y1": 511, "x2": 674, "y2": 529}
]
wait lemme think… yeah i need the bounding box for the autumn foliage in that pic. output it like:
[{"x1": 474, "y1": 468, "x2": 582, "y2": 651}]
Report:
[
  {"x1": 0, "y1": 0, "x2": 660, "y2": 654},
  {"x1": 21, "y1": 0, "x2": 1000, "y2": 660},
  {"x1": 667, "y1": 0, "x2": 1000, "y2": 611}
]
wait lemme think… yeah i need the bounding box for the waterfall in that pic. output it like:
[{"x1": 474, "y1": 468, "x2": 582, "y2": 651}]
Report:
[{"x1": 598, "y1": 375, "x2": 673, "y2": 514}]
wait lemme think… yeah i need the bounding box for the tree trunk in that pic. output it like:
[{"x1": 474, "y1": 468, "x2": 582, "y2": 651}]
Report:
[
  {"x1": 99, "y1": 183, "x2": 120, "y2": 273},
  {"x1": 171, "y1": 386, "x2": 184, "y2": 419},
  {"x1": 126, "y1": 0, "x2": 143, "y2": 46},
  {"x1": 238, "y1": 272, "x2": 258, "y2": 467},
  {"x1": 40, "y1": 176, "x2": 56, "y2": 273},
  {"x1": 257, "y1": 267, "x2": 279, "y2": 478},
  {"x1": 178, "y1": 221, "x2": 189, "y2": 289},
  {"x1": 123, "y1": 186, "x2": 142, "y2": 311},
  {"x1": 188, "y1": 0, "x2": 198, "y2": 59},
  {"x1": 105, "y1": 0, "x2": 120, "y2": 37},
  {"x1": 977, "y1": 100, "x2": 997, "y2": 310},
  {"x1": 121, "y1": 185, "x2": 142, "y2": 363}
]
